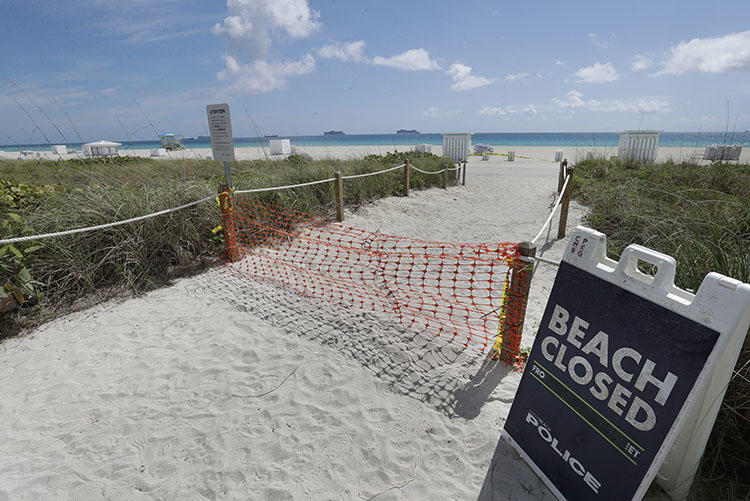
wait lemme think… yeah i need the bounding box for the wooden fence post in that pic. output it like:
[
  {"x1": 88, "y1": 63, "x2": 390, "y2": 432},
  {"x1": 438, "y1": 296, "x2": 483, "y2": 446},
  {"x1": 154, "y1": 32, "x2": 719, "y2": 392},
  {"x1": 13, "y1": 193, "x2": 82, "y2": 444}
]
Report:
[
  {"x1": 218, "y1": 184, "x2": 240, "y2": 262},
  {"x1": 499, "y1": 241, "x2": 537, "y2": 364},
  {"x1": 442, "y1": 165, "x2": 448, "y2": 189},
  {"x1": 462, "y1": 160, "x2": 467, "y2": 186},
  {"x1": 404, "y1": 159, "x2": 410, "y2": 197},
  {"x1": 557, "y1": 165, "x2": 574, "y2": 239},
  {"x1": 557, "y1": 158, "x2": 568, "y2": 193},
  {"x1": 334, "y1": 171, "x2": 344, "y2": 222}
]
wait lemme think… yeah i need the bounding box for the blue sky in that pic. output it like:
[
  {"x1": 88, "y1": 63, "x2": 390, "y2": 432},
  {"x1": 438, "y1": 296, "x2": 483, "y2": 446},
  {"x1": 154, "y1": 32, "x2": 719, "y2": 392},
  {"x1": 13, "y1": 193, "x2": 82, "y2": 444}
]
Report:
[{"x1": 1, "y1": 0, "x2": 749, "y2": 142}]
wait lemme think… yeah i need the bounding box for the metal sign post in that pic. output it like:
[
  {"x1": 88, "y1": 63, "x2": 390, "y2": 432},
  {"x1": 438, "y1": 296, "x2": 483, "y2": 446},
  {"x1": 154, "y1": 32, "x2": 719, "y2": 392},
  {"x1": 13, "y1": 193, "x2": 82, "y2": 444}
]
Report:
[
  {"x1": 502, "y1": 226, "x2": 750, "y2": 501},
  {"x1": 206, "y1": 103, "x2": 236, "y2": 187},
  {"x1": 223, "y1": 161, "x2": 232, "y2": 189}
]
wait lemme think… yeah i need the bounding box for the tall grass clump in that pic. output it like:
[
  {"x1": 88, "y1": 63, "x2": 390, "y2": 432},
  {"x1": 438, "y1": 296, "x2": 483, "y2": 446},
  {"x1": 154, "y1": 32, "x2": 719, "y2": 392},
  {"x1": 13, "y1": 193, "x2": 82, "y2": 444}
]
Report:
[
  {"x1": 0, "y1": 153, "x2": 452, "y2": 336},
  {"x1": 572, "y1": 158, "x2": 750, "y2": 500}
]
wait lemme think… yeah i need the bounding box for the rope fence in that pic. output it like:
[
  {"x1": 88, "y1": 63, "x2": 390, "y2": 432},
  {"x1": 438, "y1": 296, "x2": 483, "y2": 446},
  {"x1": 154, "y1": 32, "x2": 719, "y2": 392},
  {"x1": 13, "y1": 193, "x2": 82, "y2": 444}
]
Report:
[
  {"x1": 524, "y1": 160, "x2": 575, "y2": 272},
  {"x1": 341, "y1": 164, "x2": 404, "y2": 179},
  {"x1": 0, "y1": 194, "x2": 217, "y2": 245},
  {"x1": 410, "y1": 165, "x2": 446, "y2": 175},
  {"x1": 234, "y1": 177, "x2": 335, "y2": 194},
  {"x1": 531, "y1": 173, "x2": 571, "y2": 245},
  {"x1": 0, "y1": 161, "x2": 447, "y2": 246},
  {"x1": 3, "y1": 154, "x2": 573, "y2": 366}
]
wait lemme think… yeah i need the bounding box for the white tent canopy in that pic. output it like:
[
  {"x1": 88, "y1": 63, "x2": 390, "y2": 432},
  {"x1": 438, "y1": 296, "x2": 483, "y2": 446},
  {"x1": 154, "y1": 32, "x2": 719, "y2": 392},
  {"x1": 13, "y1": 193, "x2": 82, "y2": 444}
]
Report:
[{"x1": 83, "y1": 140, "x2": 122, "y2": 158}]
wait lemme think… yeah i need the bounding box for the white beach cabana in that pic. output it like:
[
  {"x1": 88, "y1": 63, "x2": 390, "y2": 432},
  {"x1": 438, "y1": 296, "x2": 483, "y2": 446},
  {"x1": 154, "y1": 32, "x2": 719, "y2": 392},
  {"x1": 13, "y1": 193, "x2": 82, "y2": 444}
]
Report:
[
  {"x1": 83, "y1": 140, "x2": 121, "y2": 158},
  {"x1": 269, "y1": 139, "x2": 292, "y2": 155},
  {"x1": 442, "y1": 133, "x2": 472, "y2": 163},
  {"x1": 618, "y1": 130, "x2": 660, "y2": 163}
]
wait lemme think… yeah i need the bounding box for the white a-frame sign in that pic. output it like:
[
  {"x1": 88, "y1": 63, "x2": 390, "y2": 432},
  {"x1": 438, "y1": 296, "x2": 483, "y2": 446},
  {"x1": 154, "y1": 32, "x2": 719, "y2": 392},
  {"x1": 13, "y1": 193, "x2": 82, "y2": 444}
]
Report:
[{"x1": 503, "y1": 226, "x2": 750, "y2": 500}]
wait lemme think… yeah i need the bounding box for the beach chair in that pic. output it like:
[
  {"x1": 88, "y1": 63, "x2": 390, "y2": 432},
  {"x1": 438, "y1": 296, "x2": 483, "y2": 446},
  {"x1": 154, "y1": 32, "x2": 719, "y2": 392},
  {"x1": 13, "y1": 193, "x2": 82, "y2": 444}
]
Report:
[{"x1": 704, "y1": 144, "x2": 742, "y2": 162}]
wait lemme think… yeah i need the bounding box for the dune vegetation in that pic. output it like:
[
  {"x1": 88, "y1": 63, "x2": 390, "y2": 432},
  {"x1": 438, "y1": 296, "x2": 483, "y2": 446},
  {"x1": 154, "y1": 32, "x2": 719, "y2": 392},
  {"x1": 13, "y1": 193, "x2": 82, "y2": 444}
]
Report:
[{"x1": 0, "y1": 152, "x2": 453, "y2": 336}]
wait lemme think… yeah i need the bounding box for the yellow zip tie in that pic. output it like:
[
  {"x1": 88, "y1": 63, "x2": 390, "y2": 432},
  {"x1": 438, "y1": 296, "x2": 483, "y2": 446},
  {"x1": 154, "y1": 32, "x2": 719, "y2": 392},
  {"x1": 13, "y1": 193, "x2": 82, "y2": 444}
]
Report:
[
  {"x1": 216, "y1": 187, "x2": 236, "y2": 210},
  {"x1": 492, "y1": 273, "x2": 511, "y2": 352}
]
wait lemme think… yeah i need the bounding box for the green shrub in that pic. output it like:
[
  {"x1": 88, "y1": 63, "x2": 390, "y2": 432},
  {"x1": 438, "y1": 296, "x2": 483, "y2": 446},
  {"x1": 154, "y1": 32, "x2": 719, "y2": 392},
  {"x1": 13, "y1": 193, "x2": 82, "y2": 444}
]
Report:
[{"x1": 0, "y1": 154, "x2": 453, "y2": 335}]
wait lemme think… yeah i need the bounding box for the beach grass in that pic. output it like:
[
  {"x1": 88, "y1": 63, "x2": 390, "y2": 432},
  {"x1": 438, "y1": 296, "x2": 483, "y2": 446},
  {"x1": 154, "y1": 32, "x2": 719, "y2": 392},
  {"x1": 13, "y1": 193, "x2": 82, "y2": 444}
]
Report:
[
  {"x1": 0, "y1": 152, "x2": 452, "y2": 336},
  {"x1": 572, "y1": 158, "x2": 750, "y2": 500}
]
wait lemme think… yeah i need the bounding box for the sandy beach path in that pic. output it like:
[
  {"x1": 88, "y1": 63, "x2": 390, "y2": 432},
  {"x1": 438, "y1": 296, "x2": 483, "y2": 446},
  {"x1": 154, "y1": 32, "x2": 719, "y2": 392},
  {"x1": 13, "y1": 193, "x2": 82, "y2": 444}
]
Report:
[{"x1": 0, "y1": 158, "x2": 585, "y2": 500}]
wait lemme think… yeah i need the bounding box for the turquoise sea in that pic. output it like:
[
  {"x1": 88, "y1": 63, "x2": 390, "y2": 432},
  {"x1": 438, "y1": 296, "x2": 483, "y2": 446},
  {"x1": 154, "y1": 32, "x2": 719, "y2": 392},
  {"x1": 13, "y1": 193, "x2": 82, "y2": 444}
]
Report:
[{"x1": 3, "y1": 131, "x2": 749, "y2": 152}]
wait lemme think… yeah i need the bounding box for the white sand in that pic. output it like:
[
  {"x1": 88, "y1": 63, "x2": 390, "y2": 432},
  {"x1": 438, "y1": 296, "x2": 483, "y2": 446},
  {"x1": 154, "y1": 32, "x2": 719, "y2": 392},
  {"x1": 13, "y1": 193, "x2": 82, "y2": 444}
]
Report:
[
  {"x1": 6, "y1": 143, "x2": 750, "y2": 163},
  {"x1": 0, "y1": 159, "x2": 586, "y2": 499}
]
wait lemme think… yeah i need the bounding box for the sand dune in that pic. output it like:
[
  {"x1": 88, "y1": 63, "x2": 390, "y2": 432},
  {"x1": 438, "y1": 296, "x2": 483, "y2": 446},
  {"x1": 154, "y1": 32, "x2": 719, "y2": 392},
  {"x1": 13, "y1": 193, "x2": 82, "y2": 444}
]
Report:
[{"x1": 0, "y1": 160, "x2": 585, "y2": 499}]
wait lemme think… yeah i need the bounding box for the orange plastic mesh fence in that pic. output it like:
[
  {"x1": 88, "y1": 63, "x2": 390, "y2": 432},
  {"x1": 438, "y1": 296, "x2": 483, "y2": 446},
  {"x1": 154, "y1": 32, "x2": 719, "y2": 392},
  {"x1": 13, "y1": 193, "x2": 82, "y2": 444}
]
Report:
[{"x1": 220, "y1": 198, "x2": 524, "y2": 355}]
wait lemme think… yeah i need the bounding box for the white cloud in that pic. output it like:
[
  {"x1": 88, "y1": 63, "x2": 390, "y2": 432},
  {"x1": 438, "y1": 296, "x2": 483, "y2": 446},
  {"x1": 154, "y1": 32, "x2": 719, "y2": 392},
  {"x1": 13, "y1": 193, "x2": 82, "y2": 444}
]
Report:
[
  {"x1": 316, "y1": 40, "x2": 366, "y2": 62},
  {"x1": 217, "y1": 54, "x2": 315, "y2": 94},
  {"x1": 587, "y1": 33, "x2": 614, "y2": 49},
  {"x1": 212, "y1": 15, "x2": 253, "y2": 39},
  {"x1": 478, "y1": 106, "x2": 506, "y2": 116},
  {"x1": 655, "y1": 31, "x2": 750, "y2": 75},
  {"x1": 574, "y1": 62, "x2": 619, "y2": 83},
  {"x1": 446, "y1": 63, "x2": 493, "y2": 91},
  {"x1": 555, "y1": 60, "x2": 565, "y2": 66},
  {"x1": 372, "y1": 48, "x2": 440, "y2": 71},
  {"x1": 212, "y1": 0, "x2": 321, "y2": 58},
  {"x1": 551, "y1": 90, "x2": 669, "y2": 113},
  {"x1": 552, "y1": 90, "x2": 592, "y2": 108},
  {"x1": 631, "y1": 55, "x2": 653, "y2": 71},
  {"x1": 601, "y1": 99, "x2": 670, "y2": 113},
  {"x1": 505, "y1": 72, "x2": 529, "y2": 81},
  {"x1": 478, "y1": 104, "x2": 537, "y2": 116},
  {"x1": 424, "y1": 106, "x2": 442, "y2": 118},
  {"x1": 424, "y1": 106, "x2": 461, "y2": 118}
]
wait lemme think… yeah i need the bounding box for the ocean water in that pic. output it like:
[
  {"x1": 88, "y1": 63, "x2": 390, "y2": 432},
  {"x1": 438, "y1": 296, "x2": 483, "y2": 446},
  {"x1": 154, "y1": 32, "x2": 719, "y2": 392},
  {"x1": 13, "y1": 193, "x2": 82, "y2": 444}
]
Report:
[{"x1": 3, "y1": 131, "x2": 749, "y2": 152}]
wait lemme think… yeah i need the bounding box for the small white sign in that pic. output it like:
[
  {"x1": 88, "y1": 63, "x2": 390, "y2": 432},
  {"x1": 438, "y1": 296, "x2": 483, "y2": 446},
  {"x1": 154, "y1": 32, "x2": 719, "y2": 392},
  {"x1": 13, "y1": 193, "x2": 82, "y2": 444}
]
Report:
[{"x1": 206, "y1": 103, "x2": 235, "y2": 162}]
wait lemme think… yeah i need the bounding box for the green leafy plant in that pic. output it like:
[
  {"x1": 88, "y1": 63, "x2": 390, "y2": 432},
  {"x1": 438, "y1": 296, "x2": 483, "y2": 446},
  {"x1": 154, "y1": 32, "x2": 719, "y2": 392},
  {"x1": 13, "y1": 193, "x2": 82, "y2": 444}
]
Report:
[
  {"x1": 0, "y1": 180, "x2": 55, "y2": 210},
  {"x1": 0, "y1": 215, "x2": 43, "y2": 308}
]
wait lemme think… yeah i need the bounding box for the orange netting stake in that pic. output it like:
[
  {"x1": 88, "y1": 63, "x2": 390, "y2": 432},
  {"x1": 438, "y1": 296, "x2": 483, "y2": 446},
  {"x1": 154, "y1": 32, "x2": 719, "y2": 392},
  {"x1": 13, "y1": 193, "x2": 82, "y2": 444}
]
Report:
[
  {"x1": 496, "y1": 242, "x2": 536, "y2": 364},
  {"x1": 218, "y1": 185, "x2": 241, "y2": 262},
  {"x1": 220, "y1": 198, "x2": 530, "y2": 362}
]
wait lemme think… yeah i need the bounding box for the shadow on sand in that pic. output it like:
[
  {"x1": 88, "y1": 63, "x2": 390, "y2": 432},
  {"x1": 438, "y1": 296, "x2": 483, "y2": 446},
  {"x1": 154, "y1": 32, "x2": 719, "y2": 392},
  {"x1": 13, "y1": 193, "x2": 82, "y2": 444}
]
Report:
[
  {"x1": 476, "y1": 433, "x2": 555, "y2": 500},
  {"x1": 207, "y1": 271, "x2": 518, "y2": 420}
]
